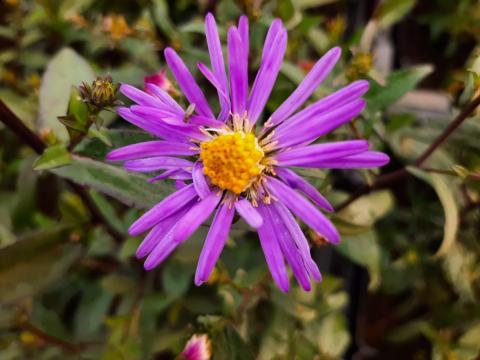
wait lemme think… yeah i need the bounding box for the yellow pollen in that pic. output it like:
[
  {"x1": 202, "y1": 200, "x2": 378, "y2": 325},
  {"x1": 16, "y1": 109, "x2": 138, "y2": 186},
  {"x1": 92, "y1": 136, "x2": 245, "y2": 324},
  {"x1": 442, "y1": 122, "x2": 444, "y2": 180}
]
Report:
[{"x1": 200, "y1": 131, "x2": 264, "y2": 194}]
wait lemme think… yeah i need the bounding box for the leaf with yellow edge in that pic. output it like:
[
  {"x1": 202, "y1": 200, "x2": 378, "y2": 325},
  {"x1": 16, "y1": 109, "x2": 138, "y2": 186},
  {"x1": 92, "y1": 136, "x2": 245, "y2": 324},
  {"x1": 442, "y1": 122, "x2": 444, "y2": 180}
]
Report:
[{"x1": 407, "y1": 167, "x2": 459, "y2": 257}]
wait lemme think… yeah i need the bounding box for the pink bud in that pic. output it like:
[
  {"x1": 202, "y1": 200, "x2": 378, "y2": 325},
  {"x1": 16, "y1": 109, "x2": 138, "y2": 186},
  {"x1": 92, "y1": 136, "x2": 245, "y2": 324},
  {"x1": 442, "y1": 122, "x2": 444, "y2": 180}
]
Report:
[{"x1": 180, "y1": 334, "x2": 212, "y2": 360}]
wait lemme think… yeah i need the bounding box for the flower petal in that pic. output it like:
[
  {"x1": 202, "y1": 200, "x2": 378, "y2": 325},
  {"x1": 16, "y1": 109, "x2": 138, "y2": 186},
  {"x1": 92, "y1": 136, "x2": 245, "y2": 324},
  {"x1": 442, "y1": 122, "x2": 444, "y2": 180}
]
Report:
[
  {"x1": 129, "y1": 184, "x2": 197, "y2": 236},
  {"x1": 189, "y1": 114, "x2": 227, "y2": 128},
  {"x1": 143, "y1": 227, "x2": 178, "y2": 270},
  {"x1": 275, "y1": 168, "x2": 333, "y2": 212},
  {"x1": 205, "y1": 13, "x2": 230, "y2": 121},
  {"x1": 130, "y1": 106, "x2": 208, "y2": 141},
  {"x1": 275, "y1": 80, "x2": 369, "y2": 134},
  {"x1": 273, "y1": 99, "x2": 366, "y2": 149},
  {"x1": 173, "y1": 192, "x2": 222, "y2": 243},
  {"x1": 144, "y1": 83, "x2": 184, "y2": 114},
  {"x1": 234, "y1": 199, "x2": 263, "y2": 228},
  {"x1": 269, "y1": 47, "x2": 342, "y2": 126},
  {"x1": 272, "y1": 201, "x2": 322, "y2": 282},
  {"x1": 148, "y1": 168, "x2": 192, "y2": 183},
  {"x1": 124, "y1": 157, "x2": 193, "y2": 173},
  {"x1": 117, "y1": 107, "x2": 186, "y2": 141},
  {"x1": 273, "y1": 140, "x2": 369, "y2": 167},
  {"x1": 120, "y1": 84, "x2": 168, "y2": 110},
  {"x1": 238, "y1": 15, "x2": 249, "y2": 58},
  {"x1": 136, "y1": 205, "x2": 191, "y2": 258},
  {"x1": 262, "y1": 19, "x2": 283, "y2": 60},
  {"x1": 247, "y1": 26, "x2": 287, "y2": 123},
  {"x1": 106, "y1": 141, "x2": 197, "y2": 161},
  {"x1": 266, "y1": 204, "x2": 311, "y2": 291},
  {"x1": 267, "y1": 177, "x2": 340, "y2": 244},
  {"x1": 310, "y1": 151, "x2": 390, "y2": 168},
  {"x1": 257, "y1": 203, "x2": 290, "y2": 292},
  {"x1": 164, "y1": 47, "x2": 214, "y2": 118},
  {"x1": 197, "y1": 62, "x2": 230, "y2": 108},
  {"x1": 228, "y1": 27, "x2": 248, "y2": 114},
  {"x1": 192, "y1": 161, "x2": 211, "y2": 199},
  {"x1": 194, "y1": 202, "x2": 235, "y2": 285}
]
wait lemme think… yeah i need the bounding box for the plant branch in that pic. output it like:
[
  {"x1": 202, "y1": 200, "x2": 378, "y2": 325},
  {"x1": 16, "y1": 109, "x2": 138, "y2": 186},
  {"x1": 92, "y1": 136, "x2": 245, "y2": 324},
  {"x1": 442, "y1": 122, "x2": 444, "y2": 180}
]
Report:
[
  {"x1": 0, "y1": 99, "x2": 124, "y2": 243},
  {"x1": 335, "y1": 95, "x2": 480, "y2": 211}
]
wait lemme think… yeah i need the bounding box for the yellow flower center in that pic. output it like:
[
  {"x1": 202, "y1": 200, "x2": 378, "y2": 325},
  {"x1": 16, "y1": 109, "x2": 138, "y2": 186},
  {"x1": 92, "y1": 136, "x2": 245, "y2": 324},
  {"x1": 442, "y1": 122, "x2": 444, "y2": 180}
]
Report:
[{"x1": 200, "y1": 131, "x2": 264, "y2": 194}]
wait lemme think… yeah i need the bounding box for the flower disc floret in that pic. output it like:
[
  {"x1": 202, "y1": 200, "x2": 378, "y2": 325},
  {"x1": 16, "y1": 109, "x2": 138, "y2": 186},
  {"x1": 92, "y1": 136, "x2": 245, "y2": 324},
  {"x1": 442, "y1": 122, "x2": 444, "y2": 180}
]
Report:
[{"x1": 200, "y1": 131, "x2": 264, "y2": 194}]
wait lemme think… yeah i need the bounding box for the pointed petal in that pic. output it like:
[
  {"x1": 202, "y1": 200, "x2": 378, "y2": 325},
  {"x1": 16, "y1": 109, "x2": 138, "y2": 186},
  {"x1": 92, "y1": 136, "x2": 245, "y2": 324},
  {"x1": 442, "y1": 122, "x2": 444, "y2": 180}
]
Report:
[
  {"x1": 129, "y1": 184, "x2": 197, "y2": 236},
  {"x1": 192, "y1": 161, "x2": 211, "y2": 199},
  {"x1": 310, "y1": 151, "x2": 390, "y2": 168},
  {"x1": 195, "y1": 203, "x2": 235, "y2": 285},
  {"x1": 143, "y1": 227, "x2": 178, "y2": 270},
  {"x1": 124, "y1": 157, "x2": 194, "y2": 172},
  {"x1": 205, "y1": 13, "x2": 230, "y2": 121},
  {"x1": 234, "y1": 199, "x2": 263, "y2": 228},
  {"x1": 117, "y1": 107, "x2": 186, "y2": 141},
  {"x1": 257, "y1": 203, "x2": 290, "y2": 292},
  {"x1": 173, "y1": 192, "x2": 222, "y2": 243},
  {"x1": 267, "y1": 177, "x2": 340, "y2": 244},
  {"x1": 273, "y1": 140, "x2": 369, "y2": 167},
  {"x1": 164, "y1": 47, "x2": 214, "y2": 118},
  {"x1": 136, "y1": 205, "x2": 191, "y2": 258},
  {"x1": 269, "y1": 47, "x2": 342, "y2": 126},
  {"x1": 144, "y1": 83, "x2": 184, "y2": 114},
  {"x1": 272, "y1": 201, "x2": 322, "y2": 282},
  {"x1": 247, "y1": 27, "x2": 287, "y2": 123},
  {"x1": 266, "y1": 204, "x2": 311, "y2": 291},
  {"x1": 120, "y1": 84, "x2": 168, "y2": 109},
  {"x1": 198, "y1": 62, "x2": 230, "y2": 107},
  {"x1": 148, "y1": 168, "x2": 192, "y2": 182},
  {"x1": 106, "y1": 141, "x2": 197, "y2": 161},
  {"x1": 273, "y1": 99, "x2": 366, "y2": 149},
  {"x1": 238, "y1": 15, "x2": 249, "y2": 58},
  {"x1": 228, "y1": 27, "x2": 248, "y2": 114},
  {"x1": 276, "y1": 80, "x2": 369, "y2": 134},
  {"x1": 275, "y1": 168, "x2": 333, "y2": 212},
  {"x1": 130, "y1": 106, "x2": 208, "y2": 141}
]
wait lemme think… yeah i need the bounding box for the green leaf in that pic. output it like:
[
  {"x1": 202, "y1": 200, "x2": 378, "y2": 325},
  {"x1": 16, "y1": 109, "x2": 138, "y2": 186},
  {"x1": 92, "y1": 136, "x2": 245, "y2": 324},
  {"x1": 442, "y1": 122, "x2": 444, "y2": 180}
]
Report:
[
  {"x1": 366, "y1": 65, "x2": 433, "y2": 113},
  {"x1": 407, "y1": 167, "x2": 459, "y2": 257},
  {"x1": 162, "y1": 260, "x2": 192, "y2": 298},
  {"x1": 50, "y1": 155, "x2": 173, "y2": 209},
  {"x1": 39, "y1": 48, "x2": 95, "y2": 141},
  {"x1": 335, "y1": 190, "x2": 394, "y2": 234},
  {"x1": 33, "y1": 144, "x2": 72, "y2": 170},
  {"x1": 376, "y1": 0, "x2": 417, "y2": 28},
  {"x1": 336, "y1": 230, "x2": 383, "y2": 289}
]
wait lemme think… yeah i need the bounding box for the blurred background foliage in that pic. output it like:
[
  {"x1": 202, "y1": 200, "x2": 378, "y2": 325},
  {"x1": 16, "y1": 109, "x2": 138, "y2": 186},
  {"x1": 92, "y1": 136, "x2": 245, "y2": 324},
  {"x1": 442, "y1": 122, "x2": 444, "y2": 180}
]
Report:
[{"x1": 0, "y1": 0, "x2": 480, "y2": 359}]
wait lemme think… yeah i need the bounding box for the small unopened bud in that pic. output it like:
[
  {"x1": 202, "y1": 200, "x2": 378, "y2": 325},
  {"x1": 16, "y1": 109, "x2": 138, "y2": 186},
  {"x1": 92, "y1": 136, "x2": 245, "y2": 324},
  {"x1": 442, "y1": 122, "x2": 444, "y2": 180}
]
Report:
[
  {"x1": 79, "y1": 75, "x2": 119, "y2": 109},
  {"x1": 179, "y1": 334, "x2": 212, "y2": 360},
  {"x1": 144, "y1": 69, "x2": 179, "y2": 96}
]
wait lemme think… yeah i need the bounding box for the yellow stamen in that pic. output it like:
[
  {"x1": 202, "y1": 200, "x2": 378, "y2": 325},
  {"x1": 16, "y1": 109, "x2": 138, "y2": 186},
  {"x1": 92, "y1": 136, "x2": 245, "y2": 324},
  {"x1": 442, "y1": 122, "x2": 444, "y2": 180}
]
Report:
[{"x1": 200, "y1": 131, "x2": 264, "y2": 194}]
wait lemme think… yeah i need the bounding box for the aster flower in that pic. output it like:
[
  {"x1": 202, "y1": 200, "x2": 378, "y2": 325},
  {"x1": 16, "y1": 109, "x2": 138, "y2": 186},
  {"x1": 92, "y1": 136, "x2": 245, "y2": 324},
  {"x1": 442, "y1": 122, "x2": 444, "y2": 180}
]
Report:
[
  {"x1": 178, "y1": 334, "x2": 212, "y2": 360},
  {"x1": 107, "y1": 14, "x2": 389, "y2": 292}
]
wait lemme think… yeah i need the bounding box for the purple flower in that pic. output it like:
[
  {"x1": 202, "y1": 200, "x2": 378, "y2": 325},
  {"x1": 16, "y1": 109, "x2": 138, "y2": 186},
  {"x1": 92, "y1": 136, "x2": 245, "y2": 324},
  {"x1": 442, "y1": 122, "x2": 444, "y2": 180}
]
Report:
[{"x1": 107, "y1": 14, "x2": 390, "y2": 292}]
